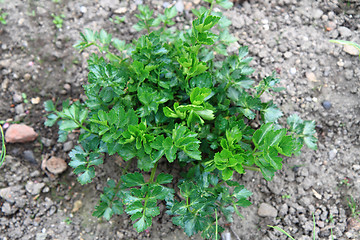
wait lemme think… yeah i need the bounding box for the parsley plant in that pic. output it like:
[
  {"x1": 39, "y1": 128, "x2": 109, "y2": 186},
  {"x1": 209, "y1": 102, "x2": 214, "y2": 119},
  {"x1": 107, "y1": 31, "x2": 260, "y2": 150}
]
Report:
[{"x1": 44, "y1": 1, "x2": 317, "y2": 238}]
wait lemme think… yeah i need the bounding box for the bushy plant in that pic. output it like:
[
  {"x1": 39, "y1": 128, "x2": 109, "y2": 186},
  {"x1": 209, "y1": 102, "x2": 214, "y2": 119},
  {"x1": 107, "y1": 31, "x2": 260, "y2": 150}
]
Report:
[{"x1": 44, "y1": 1, "x2": 317, "y2": 238}]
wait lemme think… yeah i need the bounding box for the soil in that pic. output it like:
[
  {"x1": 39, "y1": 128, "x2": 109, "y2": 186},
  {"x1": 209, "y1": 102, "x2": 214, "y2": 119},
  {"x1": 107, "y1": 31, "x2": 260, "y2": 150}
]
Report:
[{"x1": 0, "y1": 0, "x2": 359, "y2": 239}]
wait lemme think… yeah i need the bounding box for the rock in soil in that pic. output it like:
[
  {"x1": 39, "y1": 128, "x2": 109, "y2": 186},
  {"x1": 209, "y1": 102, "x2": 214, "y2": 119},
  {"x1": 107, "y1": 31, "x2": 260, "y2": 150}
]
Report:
[
  {"x1": 25, "y1": 181, "x2": 45, "y2": 195},
  {"x1": 42, "y1": 156, "x2": 67, "y2": 175},
  {"x1": 258, "y1": 203, "x2": 278, "y2": 217},
  {"x1": 23, "y1": 150, "x2": 37, "y2": 164},
  {"x1": 5, "y1": 124, "x2": 38, "y2": 143}
]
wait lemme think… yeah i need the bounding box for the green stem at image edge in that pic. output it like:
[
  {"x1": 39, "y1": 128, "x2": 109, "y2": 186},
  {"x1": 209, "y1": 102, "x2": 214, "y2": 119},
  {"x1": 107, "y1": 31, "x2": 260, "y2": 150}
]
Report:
[{"x1": 0, "y1": 126, "x2": 5, "y2": 167}]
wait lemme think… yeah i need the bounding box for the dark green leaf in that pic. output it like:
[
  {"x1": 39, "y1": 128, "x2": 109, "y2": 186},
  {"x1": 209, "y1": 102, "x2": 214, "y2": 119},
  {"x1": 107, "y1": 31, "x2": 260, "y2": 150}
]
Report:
[
  {"x1": 44, "y1": 100, "x2": 56, "y2": 112},
  {"x1": 122, "y1": 173, "x2": 145, "y2": 187},
  {"x1": 156, "y1": 173, "x2": 173, "y2": 184}
]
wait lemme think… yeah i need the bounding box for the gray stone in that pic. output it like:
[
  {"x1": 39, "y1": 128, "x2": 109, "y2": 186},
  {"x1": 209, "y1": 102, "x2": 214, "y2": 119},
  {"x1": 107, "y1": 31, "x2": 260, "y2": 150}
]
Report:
[
  {"x1": 328, "y1": 149, "x2": 338, "y2": 160},
  {"x1": 0, "y1": 185, "x2": 24, "y2": 203},
  {"x1": 15, "y1": 104, "x2": 24, "y2": 115},
  {"x1": 284, "y1": 51, "x2": 293, "y2": 58},
  {"x1": 175, "y1": 0, "x2": 184, "y2": 12},
  {"x1": 338, "y1": 26, "x2": 352, "y2": 37},
  {"x1": 322, "y1": 100, "x2": 332, "y2": 110},
  {"x1": 36, "y1": 233, "x2": 48, "y2": 240},
  {"x1": 25, "y1": 181, "x2": 45, "y2": 195},
  {"x1": 312, "y1": 9, "x2": 323, "y2": 19},
  {"x1": 41, "y1": 137, "x2": 52, "y2": 147},
  {"x1": 13, "y1": 93, "x2": 22, "y2": 103},
  {"x1": 63, "y1": 141, "x2": 73, "y2": 152},
  {"x1": 344, "y1": 69, "x2": 354, "y2": 81},
  {"x1": 290, "y1": 67, "x2": 297, "y2": 75},
  {"x1": 299, "y1": 196, "x2": 311, "y2": 206},
  {"x1": 24, "y1": 150, "x2": 37, "y2": 164},
  {"x1": 1, "y1": 202, "x2": 18, "y2": 215},
  {"x1": 302, "y1": 177, "x2": 314, "y2": 190},
  {"x1": 258, "y1": 203, "x2": 278, "y2": 217},
  {"x1": 279, "y1": 203, "x2": 288, "y2": 217}
]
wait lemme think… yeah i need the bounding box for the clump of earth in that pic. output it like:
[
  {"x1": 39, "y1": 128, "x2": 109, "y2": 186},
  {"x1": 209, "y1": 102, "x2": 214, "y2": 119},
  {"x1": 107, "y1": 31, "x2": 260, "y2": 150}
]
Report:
[{"x1": 0, "y1": 0, "x2": 359, "y2": 239}]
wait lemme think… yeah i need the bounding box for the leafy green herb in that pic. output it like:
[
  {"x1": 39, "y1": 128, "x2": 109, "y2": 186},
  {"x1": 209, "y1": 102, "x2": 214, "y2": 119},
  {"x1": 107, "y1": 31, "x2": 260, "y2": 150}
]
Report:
[{"x1": 44, "y1": 1, "x2": 317, "y2": 239}]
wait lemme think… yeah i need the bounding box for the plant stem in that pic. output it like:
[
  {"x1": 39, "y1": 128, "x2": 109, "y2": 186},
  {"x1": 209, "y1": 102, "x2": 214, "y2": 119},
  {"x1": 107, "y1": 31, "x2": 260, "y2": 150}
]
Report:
[
  {"x1": 209, "y1": 0, "x2": 215, "y2": 13},
  {"x1": 243, "y1": 165, "x2": 261, "y2": 172},
  {"x1": 109, "y1": 158, "x2": 133, "y2": 202},
  {"x1": 0, "y1": 126, "x2": 6, "y2": 167},
  {"x1": 215, "y1": 210, "x2": 219, "y2": 240},
  {"x1": 149, "y1": 161, "x2": 159, "y2": 183}
]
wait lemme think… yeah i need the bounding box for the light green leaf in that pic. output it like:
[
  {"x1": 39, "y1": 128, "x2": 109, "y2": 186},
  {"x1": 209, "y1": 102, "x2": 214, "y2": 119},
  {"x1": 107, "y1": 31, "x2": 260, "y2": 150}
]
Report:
[
  {"x1": 252, "y1": 123, "x2": 273, "y2": 147},
  {"x1": 59, "y1": 120, "x2": 79, "y2": 131},
  {"x1": 304, "y1": 135, "x2": 317, "y2": 150},
  {"x1": 264, "y1": 106, "x2": 283, "y2": 123}
]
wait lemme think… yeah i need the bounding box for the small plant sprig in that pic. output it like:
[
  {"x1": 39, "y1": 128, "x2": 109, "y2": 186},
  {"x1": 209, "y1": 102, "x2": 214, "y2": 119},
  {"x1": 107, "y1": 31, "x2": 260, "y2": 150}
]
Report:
[
  {"x1": 0, "y1": 9, "x2": 7, "y2": 25},
  {"x1": 44, "y1": 1, "x2": 317, "y2": 239},
  {"x1": 51, "y1": 13, "x2": 65, "y2": 29},
  {"x1": 347, "y1": 195, "x2": 360, "y2": 220}
]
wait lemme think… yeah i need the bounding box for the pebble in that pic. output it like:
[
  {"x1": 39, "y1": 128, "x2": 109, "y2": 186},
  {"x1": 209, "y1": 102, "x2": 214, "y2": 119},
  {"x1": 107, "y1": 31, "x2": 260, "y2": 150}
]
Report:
[
  {"x1": 63, "y1": 83, "x2": 71, "y2": 91},
  {"x1": 35, "y1": 233, "x2": 48, "y2": 240},
  {"x1": 13, "y1": 93, "x2": 23, "y2": 103},
  {"x1": 42, "y1": 186, "x2": 50, "y2": 193},
  {"x1": 353, "y1": 165, "x2": 360, "y2": 171},
  {"x1": 328, "y1": 149, "x2": 338, "y2": 160},
  {"x1": 289, "y1": 67, "x2": 296, "y2": 75},
  {"x1": 1, "y1": 78, "x2": 9, "y2": 90},
  {"x1": 30, "y1": 170, "x2": 41, "y2": 177},
  {"x1": 80, "y1": 6, "x2": 87, "y2": 13},
  {"x1": 24, "y1": 150, "x2": 37, "y2": 164},
  {"x1": 41, "y1": 137, "x2": 53, "y2": 147},
  {"x1": 325, "y1": 21, "x2": 336, "y2": 31},
  {"x1": 47, "y1": 205, "x2": 57, "y2": 216},
  {"x1": 312, "y1": 189, "x2": 322, "y2": 200},
  {"x1": 23, "y1": 73, "x2": 31, "y2": 81},
  {"x1": 258, "y1": 203, "x2": 278, "y2": 217},
  {"x1": 71, "y1": 200, "x2": 83, "y2": 213},
  {"x1": 306, "y1": 72, "x2": 317, "y2": 82},
  {"x1": 338, "y1": 26, "x2": 352, "y2": 37},
  {"x1": 1, "y1": 202, "x2": 17, "y2": 215},
  {"x1": 63, "y1": 141, "x2": 73, "y2": 152},
  {"x1": 322, "y1": 100, "x2": 332, "y2": 110},
  {"x1": 15, "y1": 104, "x2": 25, "y2": 115},
  {"x1": 5, "y1": 124, "x2": 39, "y2": 143},
  {"x1": 43, "y1": 156, "x2": 67, "y2": 174},
  {"x1": 343, "y1": 45, "x2": 359, "y2": 56},
  {"x1": 162, "y1": 2, "x2": 171, "y2": 8},
  {"x1": 18, "y1": 18, "x2": 25, "y2": 26},
  {"x1": 175, "y1": 0, "x2": 184, "y2": 12},
  {"x1": 25, "y1": 181, "x2": 45, "y2": 195},
  {"x1": 344, "y1": 69, "x2": 354, "y2": 80},
  {"x1": 279, "y1": 203, "x2": 288, "y2": 217},
  {"x1": 284, "y1": 52, "x2": 293, "y2": 59},
  {"x1": 31, "y1": 97, "x2": 41, "y2": 105},
  {"x1": 312, "y1": 9, "x2": 323, "y2": 19}
]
